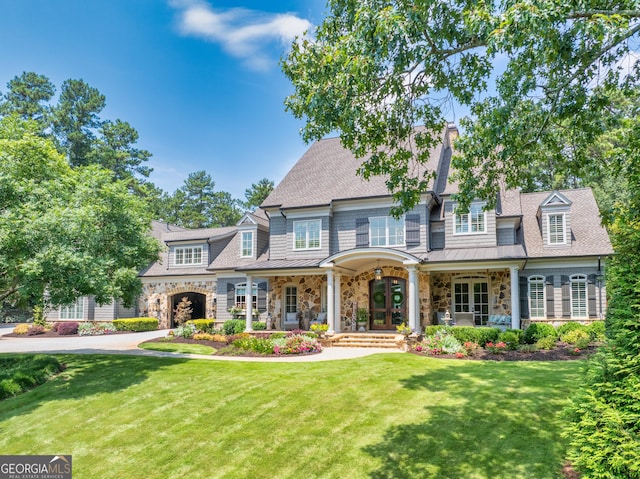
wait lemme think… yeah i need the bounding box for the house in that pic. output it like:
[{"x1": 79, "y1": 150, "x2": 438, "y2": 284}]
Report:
[{"x1": 136, "y1": 124, "x2": 612, "y2": 333}]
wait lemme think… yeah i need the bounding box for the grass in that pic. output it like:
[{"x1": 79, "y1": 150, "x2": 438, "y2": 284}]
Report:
[
  {"x1": 0, "y1": 354, "x2": 64, "y2": 399},
  {"x1": 0, "y1": 353, "x2": 584, "y2": 479},
  {"x1": 138, "y1": 341, "x2": 215, "y2": 355}
]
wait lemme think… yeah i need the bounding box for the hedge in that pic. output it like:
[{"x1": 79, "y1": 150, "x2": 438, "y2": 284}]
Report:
[
  {"x1": 423, "y1": 325, "x2": 500, "y2": 346},
  {"x1": 112, "y1": 317, "x2": 158, "y2": 332},
  {"x1": 223, "y1": 319, "x2": 246, "y2": 336},
  {"x1": 186, "y1": 319, "x2": 216, "y2": 333}
]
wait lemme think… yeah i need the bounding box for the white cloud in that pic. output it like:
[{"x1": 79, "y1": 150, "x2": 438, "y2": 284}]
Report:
[{"x1": 170, "y1": 0, "x2": 312, "y2": 71}]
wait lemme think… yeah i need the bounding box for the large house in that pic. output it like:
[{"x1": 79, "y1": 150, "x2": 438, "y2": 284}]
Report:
[{"x1": 137, "y1": 124, "x2": 612, "y2": 333}]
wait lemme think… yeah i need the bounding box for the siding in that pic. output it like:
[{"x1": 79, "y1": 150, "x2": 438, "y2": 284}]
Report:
[
  {"x1": 331, "y1": 205, "x2": 428, "y2": 255},
  {"x1": 497, "y1": 227, "x2": 516, "y2": 246},
  {"x1": 286, "y1": 216, "x2": 330, "y2": 259},
  {"x1": 256, "y1": 229, "x2": 269, "y2": 257},
  {"x1": 269, "y1": 215, "x2": 287, "y2": 260},
  {"x1": 168, "y1": 243, "x2": 210, "y2": 268},
  {"x1": 216, "y1": 277, "x2": 268, "y2": 321},
  {"x1": 444, "y1": 205, "x2": 497, "y2": 249}
]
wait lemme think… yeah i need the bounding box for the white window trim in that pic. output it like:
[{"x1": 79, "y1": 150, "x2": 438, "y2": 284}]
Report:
[
  {"x1": 284, "y1": 285, "x2": 298, "y2": 313},
  {"x1": 174, "y1": 245, "x2": 203, "y2": 266},
  {"x1": 528, "y1": 275, "x2": 546, "y2": 319},
  {"x1": 235, "y1": 282, "x2": 258, "y2": 310},
  {"x1": 570, "y1": 274, "x2": 588, "y2": 318},
  {"x1": 59, "y1": 297, "x2": 84, "y2": 320},
  {"x1": 293, "y1": 219, "x2": 322, "y2": 251},
  {"x1": 547, "y1": 213, "x2": 567, "y2": 245},
  {"x1": 453, "y1": 203, "x2": 487, "y2": 236},
  {"x1": 369, "y1": 215, "x2": 406, "y2": 247},
  {"x1": 240, "y1": 231, "x2": 254, "y2": 258}
]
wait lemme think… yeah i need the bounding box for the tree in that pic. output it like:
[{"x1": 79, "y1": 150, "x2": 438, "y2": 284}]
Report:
[
  {"x1": 173, "y1": 297, "x2": 193, "y2": 326},
  {"x1": 283, "y1": 3, "x2": 640, "y2": 476},
  {"x1": 160, "y1": 171, "x2": 242, "y2": 228},
  {"x1": 0, "y1": 71, "x2": 55, "y2": 131},
  {"x1": 0, "y1": 116, "x2": 160, "y2": 308},
  {"x1": 283, "y1": 1, "x2": 640, "y2": 212},
  {"x1": 244, "y1": 178, "x2": 274, "y2": 210},
  {"x1": 52, "y1": 78, "x2": 106, "y2": 167}
]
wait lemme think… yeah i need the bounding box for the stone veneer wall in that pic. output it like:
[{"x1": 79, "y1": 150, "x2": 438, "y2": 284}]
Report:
[
  {"x1": 430, "y1": 270, "x2": 511, "y2": 322},
  {"x1": 140, "y1": 280, "x2": 217, "y2": 329},
  {"x1": 268, "y1": 266, "x2": 432, "y2": 331}
]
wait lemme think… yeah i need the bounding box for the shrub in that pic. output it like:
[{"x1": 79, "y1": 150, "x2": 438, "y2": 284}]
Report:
[
  {"x1": 518, "y1": 344, "x2": 539, "y2": 353},
  {"x1": 535, "y1": 336, "x2": 557, "y2": 350},
  {"x1": 423, "y1": 325, "x2": 499, "y2": 346},
  {"x1": 57, "y1": 322, "x2": 79, "y2": 335},
  {"x1": 225, "y1": 333, "x2": 251, "y2": 345},
  {"x1": 193, "y1": 332, "x2": 214, "y2": 341},
  {"x1": 174, "y1": 323, "x2": 196, "y2": 339},
  {"x1": 0, "y1": 355, "x2": 64, "y2": 400},
  {"x1": 310, "y1": 323, "x2": 329, "y2": 334},
  {"x1": 13, "y1": 324, "x2": 29, "y2": 335},
  {"x1": 561, "y1": 329, "x2": 590, "y2": 345},
  {"x1": 210, "y1": 333, "x2": 227, "y2": 343},
  {"x1": 51, "y1": 322, "x2": 60, "y2": 332},
  {"x1": 78, "y1": 322, "x2": 117, "y2": 336},
  {"x1": 112, "y1": 318, "x2": 158, "y2": 332},
  {"x1": 421, "y1": 330, "x2": 464, "y2": 355},
  {"x1": 586, "y1": 321, "x2": 606, "y2": 342},
  {"x1": 556, "y1": 322, "x2": 586, "y2": 337},
  {"x1": 252, "y1": 321, "x2": 267, "y2": 331},
  {"x1": 32, "y1": 305, "x2": 47, "y2": 327},
  {"x1": 223, "y1": 319, "x2": 246, "y2": 336},
  {"x1": 523, "y1": 323, "x2": 557, "y2": 344},
  {"x1": 27, "y1": 325, "x2": 45, "y2": 336},
  {"x1": 463, "y1": 341, "x2": 481, "y2": 356},
  {"x1": 498, "y1": 330, "x2": 521, "y2": 350},
  {"x1": 232, "y1": 336, "x2": 275, "y2": 354},
  {"x1": 485, "y1": 341, "x2": 508, "y2": 354},
  {"x1": 270, "y1": 332, "x2": 286, "y2": 339},
  {"x1": 272, "y1": 334, "x2": 322, "y2": 355},
  {"x1": 186, "y1": 319, "x2": 215, "y2": 333}
]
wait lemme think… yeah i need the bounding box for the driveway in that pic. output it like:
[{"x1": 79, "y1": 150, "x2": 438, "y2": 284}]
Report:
[{"x1": 0, "y1": 325, "x2": 402, "y2": 362}]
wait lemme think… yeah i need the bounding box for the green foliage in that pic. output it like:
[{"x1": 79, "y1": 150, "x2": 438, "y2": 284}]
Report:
[
  {"x1": 556, "y1": 322, "x2": 586, "y2": 337},
  {"x1": 0, "y1": 354, "x2": 63, "y2": 400},
  {"x1": 77, "y1": 322, "x2": 117, "y2": 336},
  {"x1": 586, "y1": 321, "x2": 606, "y2": 342},
  {"x1": 423, "y1": 325, "x2": 499, "y2": 346},
  {"x1": 244, "y1": 178, "x2": 274, "y2": 210},
  {"x1": 12, "y1": 324, "x2": 29, "y2": 335},
  {"x1": 523, "y1": 323, "x2": 557, "y2": 344},
  {"x1": 173, "y1": 323, "x2": 196, "y2": 339},
  {"x1": 535, "y1": 336, "x2": 557, "y2": 351},
  {"x1": 186, "y1": 319, "x2": 215, "y2": 333},
  {"x1": 252, "y1": 321, "x2": 267, "y2": 331},
  {"x1": 498, "y1": 330, "x2": 522, "y2": 350},
  {"x1": 232, "y1": 336, "x2": 275, "y2": 355},
  {"x1": 518, "y1": 344, "x2": 539, "y2": 354},
  {"x1": 560, "y1": 329, "x2": 589, "y2": 345},
  {"x1": 420, "y1": 330, "x2": 464, "y2": 355},
  {"x1": 112, "y1": 317, "x2": 158, "y2": 332},
  {"x1": 222, "y1": 319, "x2": 246, "y2": 336}
]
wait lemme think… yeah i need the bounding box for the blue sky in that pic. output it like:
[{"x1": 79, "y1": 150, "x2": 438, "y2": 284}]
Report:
[{"x1": 0, "y1": 0, "x2": 327, "y2": 199}]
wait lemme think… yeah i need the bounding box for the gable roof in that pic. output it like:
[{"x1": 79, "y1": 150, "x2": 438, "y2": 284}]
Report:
[
  {"x1": 520, "y1": 188, "x2": 612, "y2": 258},
  {"x1": 261, "y1": 126, "x2": 450, "y2": 210}
]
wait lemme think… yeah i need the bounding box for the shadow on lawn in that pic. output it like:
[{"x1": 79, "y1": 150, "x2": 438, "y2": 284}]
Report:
[
  {"x1": 0, "y1": 353, "x2": 187, "y2": 421},
  {"x1": 363, "y1": 360, "x2": 582, "y2": 479}
]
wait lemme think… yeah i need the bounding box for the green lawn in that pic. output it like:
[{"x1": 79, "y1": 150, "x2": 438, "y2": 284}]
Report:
[
  {"x1": 138, "y1": 341, "x2": 216, "y2": 355},
  {"x1": 0, "y1": 353, "x2": 583, "y2": 479}
]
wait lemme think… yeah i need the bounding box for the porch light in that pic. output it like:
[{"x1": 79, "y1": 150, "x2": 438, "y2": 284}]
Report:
[{"x1": 374, "y1": 263, "x2": 382, "y2": 280}]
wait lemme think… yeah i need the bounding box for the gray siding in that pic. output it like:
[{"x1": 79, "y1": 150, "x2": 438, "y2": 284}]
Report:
[
  {"x1": 256, "y1": 229, "x2": 269, "y2": 257},
  {"x1": 168, "y1": 242, "x2": 210, "y2": 268},
  {"x1": 286, "y1": 216, "x2": 330, "y2": 259},
  {"x1": 444, "y1": 207, "x2": 497, "y2": 249},
  {"x1": 216, "y1": 277, "x2": 268, "y2": 321},
  {"x1": 497, "y1": 227, "x2": 516, "y2": 246},
  {"x1": 269, "y1": 215, "x2": 287, "y2": 260},
  {"x1": 331, "y1": 205, "x2": 428, "y2": 255}
]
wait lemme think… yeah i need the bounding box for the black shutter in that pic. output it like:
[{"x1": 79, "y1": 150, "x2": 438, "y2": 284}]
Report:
[
  {"x1": 519, "y1": 276, "x2": 529, "y2": 320},
  {"x1": 546, "y1": 276, "x2": 555, "y2": 319},
  {"x1": 257, "y1": 282, "x2": 267, "y2": 312},
  {"x1": 587, "y1": 274, "x2": 597, "y2": 318},
  {"x1": 405, "y1": 214, "x2": 420, "y2": 246},
  {"x1": 561, "y1": 276, "x2": 571, "y2": 317},
  {"x1": 356, "y1": 218, "x2": 369, "y2": 248}
]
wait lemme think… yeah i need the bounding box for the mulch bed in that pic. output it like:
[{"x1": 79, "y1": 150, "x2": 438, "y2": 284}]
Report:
[{"x1": 4, "y1": 330, "x2": 137, "y2": 338}]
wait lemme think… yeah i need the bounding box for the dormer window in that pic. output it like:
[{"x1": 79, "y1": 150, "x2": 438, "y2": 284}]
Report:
[
  {"x1": 241, "y1": 231, "x2": 254, "y2": 257},
  {"x1": 454, "y1": 203, "x2": 486, "y2": 235},
  {"x1": 175, "y1": 246, "x2": 203, "y2": 265},
  {"x1": 548, "y1": 213, "x2": 566, "y2": 245}
]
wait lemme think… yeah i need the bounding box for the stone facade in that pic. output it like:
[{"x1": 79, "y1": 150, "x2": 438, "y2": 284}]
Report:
[
  {"x1": 140, "y1": 280, "x2": 217, "y2": 329},
  {"x1": 268, "y1": 275, "x2": 326, "y2": 328}
]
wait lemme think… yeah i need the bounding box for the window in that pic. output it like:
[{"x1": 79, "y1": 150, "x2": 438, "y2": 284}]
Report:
[
  {"x1": 370, "y1": 216, "x2": 405, "y2": 247},
  {"x1": 175, "y1": 246, "x2": 203, "y2": 265},
  {"x1": 548, "y1": 214, "x2": 566, "y2": 244},
  {"x1": 528, "y1": 276, "x2": 546, "y2": 318},
  {"x1": 60, "y1": 297, "x2": 84, "y2": 320},
  {"x1": 454, "y1": 203, "x2": 486, "y2": 234},
  {"x1": 241, "y1": 231, "x2": 253, "y2": 257},
  {"x1": 293, "y1": 220, "x2": 321, "y2": 250},
  {"x1": 285, "y1": 286, "x2": 297, "y2": 313},
  {"x1": 235, "y1": 282, "x2": 257, "y2": 310},
  {"x1": 570, "y1": 274, "x2": 588, "y2": 318}
]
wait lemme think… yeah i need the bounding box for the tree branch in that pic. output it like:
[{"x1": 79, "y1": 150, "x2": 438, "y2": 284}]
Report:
[{"x1": 568, "y1": 10, "x2": 640, "y2": 19}]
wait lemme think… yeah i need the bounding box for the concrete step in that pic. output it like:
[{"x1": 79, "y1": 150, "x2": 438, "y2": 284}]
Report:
[{"x1": 330, "y1": 333, "x2": 402, "y2": 349}]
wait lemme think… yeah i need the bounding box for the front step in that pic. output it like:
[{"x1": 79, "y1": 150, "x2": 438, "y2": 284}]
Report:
[{"x1": 329, "y1": 333, "x2": 402, "y2": 349}]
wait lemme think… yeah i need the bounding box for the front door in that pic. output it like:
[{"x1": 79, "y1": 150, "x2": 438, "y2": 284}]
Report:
[{"x1": 370, "y1": 277, "x2": 406, "y2": 330}]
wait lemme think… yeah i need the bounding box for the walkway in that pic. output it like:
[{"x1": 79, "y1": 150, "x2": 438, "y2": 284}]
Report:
[{"x1": 0, "y1": 324, "x2": 402, "y2": 362}]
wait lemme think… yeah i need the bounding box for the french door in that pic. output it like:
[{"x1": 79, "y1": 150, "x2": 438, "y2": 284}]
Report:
[
  {"x1": 370, "y1": 277, "x2": 406, "y2": 330},
  {"x1": 453, "y1": 279, "x2": 489, "y2": 325}
]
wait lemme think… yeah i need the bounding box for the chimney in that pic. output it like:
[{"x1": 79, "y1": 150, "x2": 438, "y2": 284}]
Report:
[{"x1": 447, "y1": 122, "x2": 459, "y2": 142}]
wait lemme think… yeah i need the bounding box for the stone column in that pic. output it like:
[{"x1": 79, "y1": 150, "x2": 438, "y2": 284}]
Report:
[
  {"x1": 245, "y1": 275, "x2": 254, "y2": 332},
  {"x1": 407, "y1": 265, "x2": 420, "y2": 333},
  {"x1": 334, "y1": 274, "x2": 342, "y2": 333},
  {"x1": 327, "y1": 270, "x2": 335, "y2": 334},
  {"x1": 510, "y1": 266, "x2": 520, "y2": 329}
]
